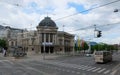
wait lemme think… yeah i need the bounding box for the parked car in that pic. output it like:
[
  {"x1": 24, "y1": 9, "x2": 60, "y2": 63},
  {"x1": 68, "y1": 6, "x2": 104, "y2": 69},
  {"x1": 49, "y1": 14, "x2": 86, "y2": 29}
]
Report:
[
  {"x1": 85, "y1": 53, "x2": 93, "y2": 57},
  {"x1": 11, "y1": 46, "x2": 27, "y2": 57}
]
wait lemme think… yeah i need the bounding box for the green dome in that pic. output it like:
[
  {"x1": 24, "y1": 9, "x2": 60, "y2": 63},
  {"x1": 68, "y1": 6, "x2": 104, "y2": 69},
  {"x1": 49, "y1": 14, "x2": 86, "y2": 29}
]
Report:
[{"x1": 38, "y1": 17, "x2": 57, "y2": 27}]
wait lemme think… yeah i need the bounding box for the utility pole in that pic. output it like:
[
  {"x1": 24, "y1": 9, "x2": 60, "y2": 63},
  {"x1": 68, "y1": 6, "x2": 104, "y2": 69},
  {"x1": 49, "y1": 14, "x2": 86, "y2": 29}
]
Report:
[
  {"x1": 94, "y1": 25, "x2": 97, "y2": 38},
  {"x1": 63, "y1": 25, "x2": 65, "y2": 54},
  {"x1": 94, "y1": 25, "x2": 96, "y2": 30},
  {"x1": 88, "y1": 38, "x2": 91, "y2": 53}
]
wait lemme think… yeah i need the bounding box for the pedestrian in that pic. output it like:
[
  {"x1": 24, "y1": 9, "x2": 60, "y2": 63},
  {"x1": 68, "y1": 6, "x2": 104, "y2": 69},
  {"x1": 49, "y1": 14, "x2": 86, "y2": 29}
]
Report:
[{"x1": 2, "y1": 48, "x2": 6, "y2": 57}]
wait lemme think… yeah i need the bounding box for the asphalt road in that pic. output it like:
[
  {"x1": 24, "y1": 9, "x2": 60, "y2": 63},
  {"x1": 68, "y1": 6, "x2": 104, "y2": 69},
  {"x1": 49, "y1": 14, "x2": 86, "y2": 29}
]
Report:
[
  {"x1": 0, "y1": 53, "x2": 120, "y2": 75},
  {"x1": 0, "y1": 60, "x2": 50, "y2": 75}
]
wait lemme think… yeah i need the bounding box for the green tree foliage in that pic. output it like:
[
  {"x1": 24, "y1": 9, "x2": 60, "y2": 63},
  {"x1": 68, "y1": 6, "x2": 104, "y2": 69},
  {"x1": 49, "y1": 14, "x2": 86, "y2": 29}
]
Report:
[
  {"x1": 91, "y1": 43, "x2": 118, "y2": 53},
  {"x1": 81, "y1": 42, "x2": 89, "y2": 50},
  {"x1": 0, "y1": 39, "x2": 7, "y2": 49}
]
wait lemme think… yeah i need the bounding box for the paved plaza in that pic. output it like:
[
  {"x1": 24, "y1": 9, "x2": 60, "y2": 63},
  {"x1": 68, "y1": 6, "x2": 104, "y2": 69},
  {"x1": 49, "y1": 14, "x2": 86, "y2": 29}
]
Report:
[{"x1": 0, "y1": 52, "x2": 120, "y2": 75}]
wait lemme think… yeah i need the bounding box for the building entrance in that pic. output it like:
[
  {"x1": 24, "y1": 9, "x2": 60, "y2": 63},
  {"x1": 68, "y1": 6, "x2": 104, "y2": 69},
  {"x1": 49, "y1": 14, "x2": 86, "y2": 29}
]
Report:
[{"x1": 41, "y1": 46, "x2": 54, "y2": 53}]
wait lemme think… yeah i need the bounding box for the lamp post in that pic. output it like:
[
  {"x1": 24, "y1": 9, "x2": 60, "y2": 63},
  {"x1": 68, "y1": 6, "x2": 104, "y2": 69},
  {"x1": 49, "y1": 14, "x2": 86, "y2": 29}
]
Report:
[
  {"x1": 63, "y1": 25, "x2": 65, "y2": 54},
  {"x1": 94, "y1": 25, "x2": 97, "y2": 38},
  {"x1": 88, "y1": 38, "x2": 91, "y2": 53}
]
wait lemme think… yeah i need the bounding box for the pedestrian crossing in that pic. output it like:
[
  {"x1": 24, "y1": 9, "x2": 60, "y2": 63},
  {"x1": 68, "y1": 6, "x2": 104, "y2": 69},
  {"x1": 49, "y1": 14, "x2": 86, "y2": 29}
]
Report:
[
  {"x1": 104, "y1": 70, "x2": 111, "y2": 74},
  {"x1": 0, "y1": 60, "x2": 112, "y2": 75},
  {"x1": 98, "y1": 68, "x2": 106, "y2": 73},
  {"x1": 40, "y1": 60, "x2": 112, "y2": 74}
]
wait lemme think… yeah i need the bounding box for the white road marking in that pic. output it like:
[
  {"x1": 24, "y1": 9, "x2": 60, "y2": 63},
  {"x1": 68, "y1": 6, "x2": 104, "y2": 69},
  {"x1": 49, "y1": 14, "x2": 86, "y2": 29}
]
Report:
[
  {"x1": 78, "y1": 65, "x2": 88, "y2": 69},
  {"x1": 84, "y1": 66, "x2": 92, "y2": 70},
  {"x1": 92, "y1": 68, "x2": 101, "y2": 72},
  {"x1": 29, "y1": 60, "x2": 112, "y2": 74},
  {"x1": 81, "y1": 66, "x2": 88, "y2": 70},
  {"x1": 82, "y1": 66, "x2": 92, "y2": 70},
  {"x1": 87, "y1": 67, "x2": 96, "y2": 71},
  {"x1": 104, "y1": 70, "x2": 111, "y2": 74},
  {"x1": 78, "y1": 67, "x2": 82, "y2": 69},
  {"x1": 110, "y1": 70, "x2": 117, "y2": 75},
  {"x1": 17, "y1": 62, "x2": 49, "y2": 75},
  {"x1": 97, "y1": 68, "x2": 106, "y2": 73},
  {"x1": 78, "y1": 65, "x2": 85, "y2": 68},
  {"x1": 0, "y1": 60, "x2": 14, "y2": 65}
]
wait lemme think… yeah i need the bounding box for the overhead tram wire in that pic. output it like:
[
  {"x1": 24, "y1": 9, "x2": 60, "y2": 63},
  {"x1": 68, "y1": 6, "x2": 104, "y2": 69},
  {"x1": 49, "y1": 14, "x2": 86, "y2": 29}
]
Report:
[
  {"x1": 10, "y1": 0, "x2": 120, "y2": 30},
  {"x1": 67, "y1": 21, "x2": 120, "y2": 32},
  {"x1": 55, "y1": 0, "x2": 120, "y2": 21}
]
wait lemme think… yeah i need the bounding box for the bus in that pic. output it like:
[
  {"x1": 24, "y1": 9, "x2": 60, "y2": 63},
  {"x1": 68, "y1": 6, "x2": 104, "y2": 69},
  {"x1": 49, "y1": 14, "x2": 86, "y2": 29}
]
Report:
[{"x1": 94, "y1": 51, "x2": 112, "y2": 63}]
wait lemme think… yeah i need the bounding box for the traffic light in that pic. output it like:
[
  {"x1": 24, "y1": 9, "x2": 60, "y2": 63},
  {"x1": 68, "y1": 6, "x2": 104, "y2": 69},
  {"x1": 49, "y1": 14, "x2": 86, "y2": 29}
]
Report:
[
  {"x1": 114, "y1": 9, "x2": 119, "y2": 12},
  {"x1": 97, "y1": 31, "x2": 102, "y2": 37}
]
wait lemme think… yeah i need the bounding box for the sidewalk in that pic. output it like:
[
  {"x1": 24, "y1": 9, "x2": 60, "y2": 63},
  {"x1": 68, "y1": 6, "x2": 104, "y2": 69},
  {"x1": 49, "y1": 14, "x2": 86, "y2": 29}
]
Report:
[
  {"x1": 0, "y1": 52, "x2": 66, "y2": 61},
  {"x1": 0, "y1": 51, "x2": 86, "y2": 61}
]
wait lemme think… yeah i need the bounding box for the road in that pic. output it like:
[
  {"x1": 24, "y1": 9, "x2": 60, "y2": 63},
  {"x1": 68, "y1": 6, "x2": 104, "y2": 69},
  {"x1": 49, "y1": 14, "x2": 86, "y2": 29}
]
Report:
[{"x1": 0, "y1": 53, "x2": 120, "y2": 75}]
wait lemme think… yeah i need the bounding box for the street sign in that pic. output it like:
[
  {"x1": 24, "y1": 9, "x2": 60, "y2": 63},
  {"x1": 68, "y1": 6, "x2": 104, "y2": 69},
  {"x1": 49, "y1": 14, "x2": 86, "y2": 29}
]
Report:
[{"x1": 42, "y1": 42, "x2": 53, "y2": 46}]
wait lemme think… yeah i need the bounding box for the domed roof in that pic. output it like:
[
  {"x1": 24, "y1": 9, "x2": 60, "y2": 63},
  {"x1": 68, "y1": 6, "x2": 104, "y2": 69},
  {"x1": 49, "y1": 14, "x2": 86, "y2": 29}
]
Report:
[{"x1": 38, "y1": 17, "x2": 57, "y2": 27}]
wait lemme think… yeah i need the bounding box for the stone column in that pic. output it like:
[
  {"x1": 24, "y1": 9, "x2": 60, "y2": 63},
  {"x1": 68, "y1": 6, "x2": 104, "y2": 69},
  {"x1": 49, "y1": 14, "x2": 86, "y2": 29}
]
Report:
[
  {"x1": 54, "y1": 34, "x2": 57, "y2": 45},
  {"x1": 48, "y1": 33, "x2": 50, "y2": 54},
  {"x1": 43, "y1": 33, "x2": 46, "y2": 53},
  {"x1": 53, "y1": 34, "x2": 56, "y2": 53},
  {"x1": 39, "y1": 34, "x2": 42, "y2": 54},
  {"x1": 55, "y1": 34, "x2": 57, "y2": 54},
  {"x1": 52, "y1": 34, "x2": 54, "y2": 43},
  {"x1": 54, "y1": 34, "x2": 56, "y2": 44}
]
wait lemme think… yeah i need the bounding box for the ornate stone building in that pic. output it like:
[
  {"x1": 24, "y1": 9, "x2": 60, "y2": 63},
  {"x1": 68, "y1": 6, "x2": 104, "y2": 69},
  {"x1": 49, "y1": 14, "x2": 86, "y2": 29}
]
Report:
[{"x1": 8, "y1": 17, "x2": 75, "y2": 54}]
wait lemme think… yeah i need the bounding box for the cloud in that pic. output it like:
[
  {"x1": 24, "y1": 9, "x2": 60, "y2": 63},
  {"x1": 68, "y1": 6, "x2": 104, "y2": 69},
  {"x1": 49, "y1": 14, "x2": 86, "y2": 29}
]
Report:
[{"x1": 0, "y1": 0, "x2": 120, "y2": 44}]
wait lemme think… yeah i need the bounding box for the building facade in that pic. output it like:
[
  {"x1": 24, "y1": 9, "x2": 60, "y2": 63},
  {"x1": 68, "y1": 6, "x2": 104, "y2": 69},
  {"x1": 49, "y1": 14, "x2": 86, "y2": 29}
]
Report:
[{"x1": 8, "y1": 17, "x2": 75, "y2": 54}]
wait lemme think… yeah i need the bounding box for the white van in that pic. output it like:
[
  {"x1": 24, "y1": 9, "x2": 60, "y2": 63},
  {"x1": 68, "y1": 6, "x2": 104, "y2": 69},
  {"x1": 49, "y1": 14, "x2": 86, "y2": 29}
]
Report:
[{"x1": 94, "y1": 51, "x2": 112, "y2": 63}]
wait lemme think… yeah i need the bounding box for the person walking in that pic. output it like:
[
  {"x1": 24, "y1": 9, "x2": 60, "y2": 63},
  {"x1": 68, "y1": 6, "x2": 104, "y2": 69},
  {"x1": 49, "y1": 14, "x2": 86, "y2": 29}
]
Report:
[{"x1": 2, "y1": 48, "x2": 6, "y2": 57}]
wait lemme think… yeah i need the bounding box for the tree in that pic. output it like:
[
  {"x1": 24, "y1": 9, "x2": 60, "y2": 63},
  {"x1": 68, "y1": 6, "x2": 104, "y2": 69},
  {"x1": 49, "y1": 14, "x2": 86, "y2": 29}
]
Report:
[
  {"x1": 91, "y1": 43, "x2": 107, "y2": 52},
  {"x1": 81, "y1": 41, "x2": 89, "y2": 51},
  {"x1": 0, "y1": 39, "x2": 7, "y2": 49}
]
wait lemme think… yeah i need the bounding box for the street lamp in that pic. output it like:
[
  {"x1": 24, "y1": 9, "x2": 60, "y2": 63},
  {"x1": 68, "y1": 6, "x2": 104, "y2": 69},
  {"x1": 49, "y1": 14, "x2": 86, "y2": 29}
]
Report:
[
  {"x1": 88, "y1": 38, "x2": 92, "y2": 53},
  {"x1": 63, "y1": 25, "x2": 65, "y2": 54}
]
